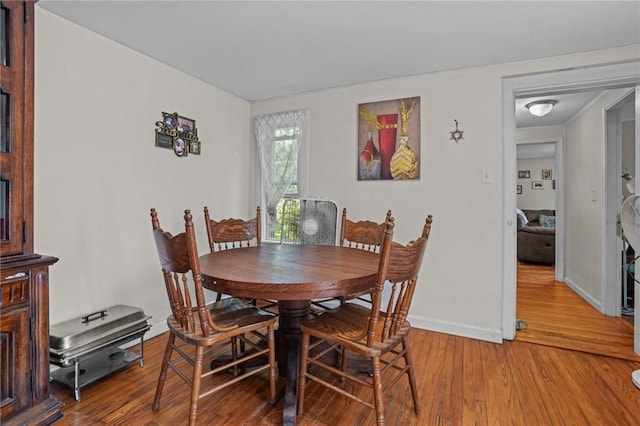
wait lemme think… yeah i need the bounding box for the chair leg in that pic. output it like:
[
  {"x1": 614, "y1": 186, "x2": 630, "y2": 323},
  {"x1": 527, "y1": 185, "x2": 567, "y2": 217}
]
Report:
[
  {"x1": 297, "y1": 332, "x2": 311, "y2": 415},
  {"x1": 371, "y1": 356, "x2": 385, "y2": 426},
  {"x1": 231, "y1": 336, "x2": 239, "y2": 377},
  {"x1": 340, "y1": 346, "x2": 348, "y2": 374},
  {"x1": 267, "y1": 325, "x2": 277, "y2": 405},
  {"x1": 189, "y1": 346, "x2": 205, "y2": 426},
  {"x1": 403, "y1": 338, "x2": 421, "y2": 414},
  {"x1": 152, "y1": 332, "x2": 175, "y2": 412}
]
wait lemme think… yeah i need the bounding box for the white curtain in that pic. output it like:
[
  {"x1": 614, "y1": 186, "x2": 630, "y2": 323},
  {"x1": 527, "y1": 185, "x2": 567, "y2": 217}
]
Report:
[{"x1": 254, "y1": 110, "x2": 307, "y2": 233}]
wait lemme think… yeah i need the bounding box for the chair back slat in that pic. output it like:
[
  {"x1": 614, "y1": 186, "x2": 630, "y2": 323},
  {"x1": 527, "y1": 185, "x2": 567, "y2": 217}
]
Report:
[
  {"x1": 151, "y1": 208, "x2": 236, "y2": 336},
  {"x1": 367, "y1": 213, "x2": 433, "y2": 346},
  {"x1": 204, "y1": 206, "x2": 261, "y2": 251},
  {"x1": 340, "y1": 208, "x2": 389, "y2": 253}
]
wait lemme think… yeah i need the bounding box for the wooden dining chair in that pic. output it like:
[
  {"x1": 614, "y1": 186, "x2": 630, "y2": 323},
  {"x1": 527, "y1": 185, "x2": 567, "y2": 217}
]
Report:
[
  {"x1": 340, "y1": 208, "x2": 388, "y2": 253},
  {"x1": 311, "y1": 208, "x2": 389, "y2": 312},
  {"x1": 203, "y1": 206, "x2": 277, "y2": 312},
  {"x1": 297, "y1": 212, "x2": 433, "y2": 426},
  {"x1": 150, "y1": 208, "x2": 277, "y2": 426}
]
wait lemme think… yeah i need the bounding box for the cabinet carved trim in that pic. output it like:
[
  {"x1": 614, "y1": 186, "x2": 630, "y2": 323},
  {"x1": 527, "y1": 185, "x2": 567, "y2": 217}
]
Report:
[{"x1": 0, "y1": 2, "x2": 63, "y2": 424}]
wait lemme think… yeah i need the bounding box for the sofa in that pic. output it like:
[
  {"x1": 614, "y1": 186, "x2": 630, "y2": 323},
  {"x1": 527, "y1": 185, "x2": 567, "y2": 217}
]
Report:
[{"x1": 516, "y1": 209, "x2": 556, "y2": 265}]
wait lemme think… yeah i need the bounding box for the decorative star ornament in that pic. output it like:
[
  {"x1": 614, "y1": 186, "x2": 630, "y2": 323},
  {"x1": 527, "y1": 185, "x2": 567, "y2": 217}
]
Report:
[{"x1": 449, "y1": 119, "x2": 464, "y2": 143}]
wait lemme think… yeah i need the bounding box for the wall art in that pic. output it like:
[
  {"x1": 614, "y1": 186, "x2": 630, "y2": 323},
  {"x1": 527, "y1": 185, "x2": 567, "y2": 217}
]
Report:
[
  {"x1": 155, "y1": 112, "x2": 202, "y2": 157},
  {"x1": 518, "y1": 170, "x2": 530, "y2": 179},
  {"x1": 357, "y1": 96, "x2": 420, "y2": 180},
  {"x1": 449, "y1": 119, "x2": 464, "y2": 142}
]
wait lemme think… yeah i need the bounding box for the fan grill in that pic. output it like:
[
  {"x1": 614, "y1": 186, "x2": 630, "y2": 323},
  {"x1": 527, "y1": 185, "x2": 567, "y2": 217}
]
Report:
[{"x1": 280, "y1": 198, "x2": 338, "y2": 245}]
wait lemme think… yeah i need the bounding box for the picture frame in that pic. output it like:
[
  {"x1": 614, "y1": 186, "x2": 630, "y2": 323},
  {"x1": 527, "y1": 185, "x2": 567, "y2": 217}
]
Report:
[
  {"x1": 174, "y1": 137, "x2": 187, "y2": 157},
  {"x1": 162, "y1": 112, "x2": 177, "y2": 130},
  {"x1": 177, "y1": 115, "x2": 196, "y2": 134},
  {"x1": 189, "y1": 140, "x2": 201, "y2": 155},
  {"x1": 542, "y1": 169, "x2": 552, "y2": 180},
  {"x1": 357, "y1": 96, "x2": 421, "y2": 181},
  {"x1": 516, "y1": 185, "x2": 522, "y2": 195},
  {"x1": 155, "y1": 131, "x2": 174, "y2": 149},
  {"x1": 532, "y1": 181, "x2": 544, "y2": 189},
  {"x1": 518, "y1": 170, "x2": 530, "y2": 179},
  {"x1": 155, "y1": 111, "x2": 202, "y2": 158},
  {"x1": 553, "y1": 180, "x2": 556, "y2": 190}
]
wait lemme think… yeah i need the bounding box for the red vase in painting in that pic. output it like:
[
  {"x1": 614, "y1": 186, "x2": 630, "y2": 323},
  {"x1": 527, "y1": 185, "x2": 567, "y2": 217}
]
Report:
[
  {"x1": 377, "y1": 113, "x2": 398, "y2": 179},
  {"x1": 358, "y1": 131, "x2": 381, "y2": 180}
]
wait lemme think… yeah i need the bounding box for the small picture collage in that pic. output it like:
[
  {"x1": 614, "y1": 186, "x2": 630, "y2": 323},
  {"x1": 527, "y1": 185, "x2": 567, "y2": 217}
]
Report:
[
  {"x1": 517, "y1": 168, "x2": 555, "y2": 194},
  {"x1": 155, "y1": 112, "x2": 202, "y2": 157}
]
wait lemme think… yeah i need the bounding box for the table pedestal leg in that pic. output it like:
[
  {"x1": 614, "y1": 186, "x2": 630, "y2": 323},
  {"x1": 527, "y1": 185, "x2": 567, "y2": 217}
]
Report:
[{"x1": 277, "y1": 300, "x2": 309, "y2": 426}]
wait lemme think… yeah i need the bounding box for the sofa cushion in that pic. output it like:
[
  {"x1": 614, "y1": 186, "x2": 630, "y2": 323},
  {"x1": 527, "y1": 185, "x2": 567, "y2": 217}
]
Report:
[
  {"x1": 522, "y1": 209, "x2": 555, "y2": 224},
  {"x1": 538, "y1": 214, "x2": 556, "y2": 229}
]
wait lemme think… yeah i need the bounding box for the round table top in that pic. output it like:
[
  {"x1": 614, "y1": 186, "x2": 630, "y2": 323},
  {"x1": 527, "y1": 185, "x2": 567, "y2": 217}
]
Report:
[{"x1": 199, "y1": 244, "x2": 379, "y2": 301}]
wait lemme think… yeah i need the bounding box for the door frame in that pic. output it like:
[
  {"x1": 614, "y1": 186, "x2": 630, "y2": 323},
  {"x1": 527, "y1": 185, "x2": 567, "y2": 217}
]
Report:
[
  {"x1": 515, "y1": 137, "x2": 565, "y2": 281},
  {"x1": 604, "y1": 88, "x2": 637, "y2": 316},
  {"x1": 501, "y1": 61, "x2": 640, "y2": 341}
]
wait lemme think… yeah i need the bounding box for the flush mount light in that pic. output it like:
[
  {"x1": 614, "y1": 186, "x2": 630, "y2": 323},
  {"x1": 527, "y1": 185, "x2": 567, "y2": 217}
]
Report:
[{"x1": 525, "y1": 100, "x2": 557, "y2": 117}]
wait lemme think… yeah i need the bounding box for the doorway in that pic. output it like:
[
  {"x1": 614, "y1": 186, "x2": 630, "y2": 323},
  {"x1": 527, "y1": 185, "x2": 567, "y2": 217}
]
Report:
[
  {"x1": 501, "y1": 62, "x2": 640, "y2": 351},
  {"x1": 605, "y1": 90, "x2": 637, "y2": 321}
]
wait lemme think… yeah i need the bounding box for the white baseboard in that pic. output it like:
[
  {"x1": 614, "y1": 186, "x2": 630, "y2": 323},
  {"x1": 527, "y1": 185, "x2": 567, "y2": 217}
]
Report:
[
  {"x1": 409, "y1": 314, "x2": 503, "y2": 344},
  {"x1": 563, "y1": 277, "x2": 602, "y2": 313}
]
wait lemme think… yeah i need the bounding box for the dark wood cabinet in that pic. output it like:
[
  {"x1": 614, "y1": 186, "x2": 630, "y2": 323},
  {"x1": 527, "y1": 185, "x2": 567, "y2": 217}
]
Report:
[
  {"x1": 0, "y1": 2, "x2": 63, "y2": 424},
  {"x1": 1, "y1": 256, "x2": 61, "y2": 425}
]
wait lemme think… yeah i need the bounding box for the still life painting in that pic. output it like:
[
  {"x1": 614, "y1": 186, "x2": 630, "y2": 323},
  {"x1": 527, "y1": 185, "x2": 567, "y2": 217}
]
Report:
[{"x1": 358, "y1": 96, "x2": 421, "y2": 180}]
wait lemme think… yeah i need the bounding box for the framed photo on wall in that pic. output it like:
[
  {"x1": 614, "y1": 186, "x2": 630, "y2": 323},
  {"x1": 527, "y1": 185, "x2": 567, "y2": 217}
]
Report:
[
  {"x1": 542, "y1": 169, "x2": 552, "y2": 180},
  {"x1": 532, "y1": 181, "x2": 544, "y2": 189},
  {"x1": 516, "y1": 185, "x2": 522, "y2": 194},
  {"x1": 518, "y1": 170, "x2": 530, "y2": 179}
]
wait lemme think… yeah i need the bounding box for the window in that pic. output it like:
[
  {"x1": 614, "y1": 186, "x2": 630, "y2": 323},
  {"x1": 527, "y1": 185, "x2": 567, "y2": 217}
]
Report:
[{"x1": 254, "y1": 110, "x2": 307, "y2": 241}]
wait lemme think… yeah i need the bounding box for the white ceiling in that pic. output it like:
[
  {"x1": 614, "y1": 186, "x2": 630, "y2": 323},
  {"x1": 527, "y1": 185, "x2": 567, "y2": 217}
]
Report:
[{"x1": 38, "y1": 1, "x2": 640, "y2": 127}]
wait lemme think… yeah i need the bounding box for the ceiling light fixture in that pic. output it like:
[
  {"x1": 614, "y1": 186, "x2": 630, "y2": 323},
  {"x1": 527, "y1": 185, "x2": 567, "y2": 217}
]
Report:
[{"x1": 525, "y1": 100, "x2": 557, "y2": 117}]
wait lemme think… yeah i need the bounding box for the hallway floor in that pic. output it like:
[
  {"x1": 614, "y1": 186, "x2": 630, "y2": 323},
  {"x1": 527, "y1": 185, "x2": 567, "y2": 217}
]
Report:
[{"x1": 516, "y1": 262, "x2": 638, "y2": 361}]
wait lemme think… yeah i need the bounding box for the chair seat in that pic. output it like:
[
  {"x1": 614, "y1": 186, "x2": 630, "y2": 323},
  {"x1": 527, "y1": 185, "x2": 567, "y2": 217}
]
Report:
[
  {"x1": 208, "y1": 297, "x2": 277, "y2": 328},
  {"x1": 301, "y1": 303, "x2": 410, "y2": 357},
  {"x1": 167, "y1": 298, "x2": 277, "y2": 343}
]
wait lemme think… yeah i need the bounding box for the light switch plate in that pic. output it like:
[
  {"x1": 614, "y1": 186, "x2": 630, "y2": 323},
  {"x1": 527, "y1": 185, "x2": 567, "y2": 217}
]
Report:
[{"x1": 481, "y1": 168, "x2": 493, "y2": 183}]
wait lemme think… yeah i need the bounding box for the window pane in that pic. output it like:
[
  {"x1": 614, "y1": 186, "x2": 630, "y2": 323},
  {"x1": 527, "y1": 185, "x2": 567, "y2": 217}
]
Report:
[
  {"x1": 273, "y1": 135, "x2": 298, "y2": 196},
  {"x1": 0, "y1": 90, "x2": 8, "y2": 152},
  {"x1": 0, "y1": 5, "x2": 8, "y2": 67},
  {"x1": 0, "y1": 179, "x2": 8, "y2": 241}
]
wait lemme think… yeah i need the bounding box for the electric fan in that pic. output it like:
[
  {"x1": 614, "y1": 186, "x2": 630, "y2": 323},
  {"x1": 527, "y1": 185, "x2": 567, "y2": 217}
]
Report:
[
  {"x1": 620, "y1": 194, "x2": 640, "y2": 389},
  {"x1": 280, "y1": 198, "x2": 338, "y2": 245}
]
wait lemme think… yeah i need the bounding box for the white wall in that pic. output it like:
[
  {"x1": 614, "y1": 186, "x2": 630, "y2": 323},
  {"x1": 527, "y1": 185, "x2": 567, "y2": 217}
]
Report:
[
  {"x1": 563, "y1": 89, "x2": 631, "y2": 308},
  {"x1": 34, "y1": 9, "x2": 252, "y2": 329},
  {"x1": 251, "y1": 47, "x2": 640, "y2": 343},
  {"x1": 516, "y1": 158, "x2": 556, "y2": 210},
  {"x1": 33, "y1": 5, "x2": 640, "y2": 342}
]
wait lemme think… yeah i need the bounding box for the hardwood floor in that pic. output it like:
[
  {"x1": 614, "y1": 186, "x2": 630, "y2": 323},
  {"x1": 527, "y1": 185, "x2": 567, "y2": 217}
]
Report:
[
  {"x1": 516, "y1": 262, "x2": 639, "y2": 361},
  {"x1": 51, "y1": 317, "x2": 640, "y2": 424}
]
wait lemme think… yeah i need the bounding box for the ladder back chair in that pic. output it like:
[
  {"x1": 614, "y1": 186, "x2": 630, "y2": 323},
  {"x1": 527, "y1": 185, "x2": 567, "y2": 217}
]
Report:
[
  {"x1": 298, "y1": 212, "x2": 433, "y2": 426},
  {"x1": 339, "y1": 208, "x2": 389, "y2": 304},
  {"x1": 341, "y1": 207, "x2": 388, "y2": 253},
  {"x1": 203, "y1": 206, "x2": 277, "y2": 312},
  {"x1": 311, "y1": 208, "x2": 389, "y2": 312},
  {"x1": 150, "y1": 208, "x2": 277, "y2": 426}
]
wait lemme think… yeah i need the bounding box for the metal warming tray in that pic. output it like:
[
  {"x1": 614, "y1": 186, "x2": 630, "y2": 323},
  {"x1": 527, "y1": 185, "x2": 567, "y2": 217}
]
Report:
[{"x1": 49, "y1": 304, "x2": 151, "y2": 401}]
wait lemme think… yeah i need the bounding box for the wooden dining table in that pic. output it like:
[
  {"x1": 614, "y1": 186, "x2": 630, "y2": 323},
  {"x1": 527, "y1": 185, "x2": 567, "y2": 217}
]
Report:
[{"x1": 199, "y1": 243, "x2": 379, "y2": 426}]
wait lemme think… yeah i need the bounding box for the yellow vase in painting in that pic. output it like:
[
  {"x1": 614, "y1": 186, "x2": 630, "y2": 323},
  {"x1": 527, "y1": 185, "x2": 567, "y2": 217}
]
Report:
[{"x1": 390, "y1": 135, "x2": 417, "y2": 180}]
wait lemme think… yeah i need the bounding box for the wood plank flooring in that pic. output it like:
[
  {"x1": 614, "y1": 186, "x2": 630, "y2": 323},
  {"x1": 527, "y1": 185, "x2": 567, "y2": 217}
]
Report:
[
  {"x1": 516, "y1": 262, "x2": 639, "y2": 361},
  {"x1": 51, "y1": 288, "x2": 640, "y2": 425}
]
